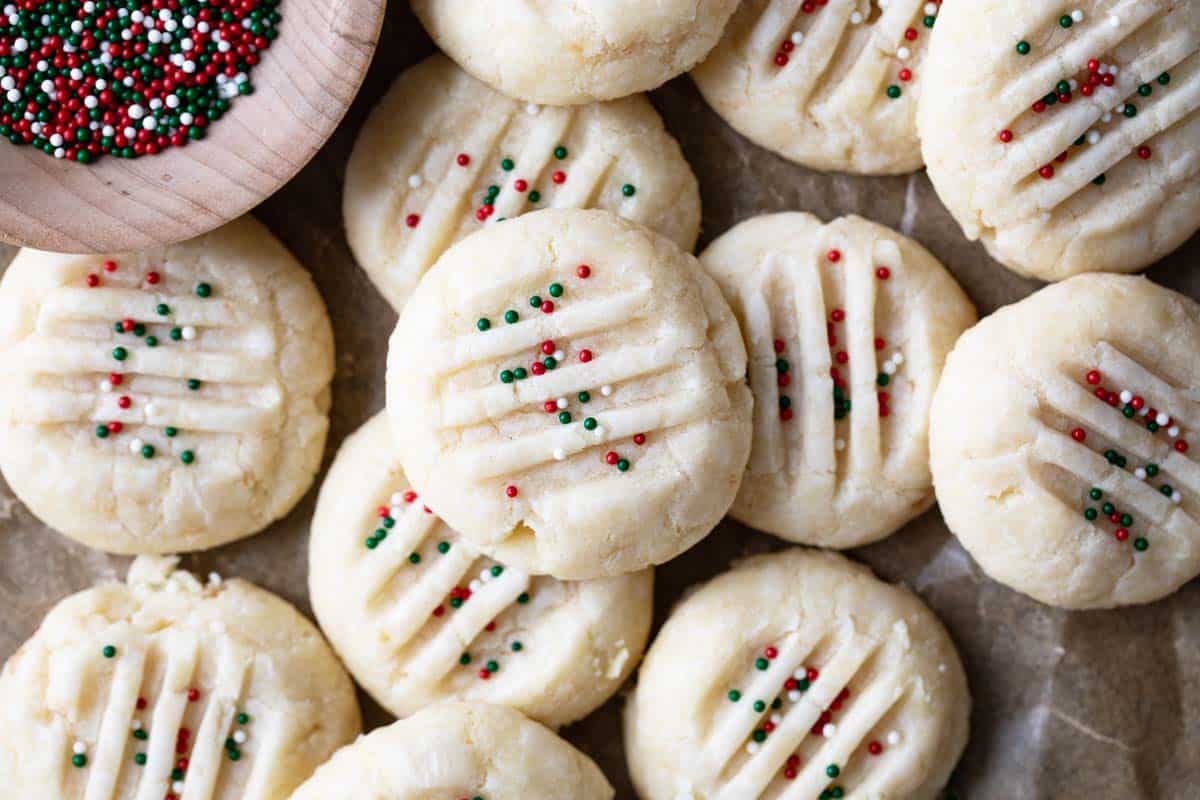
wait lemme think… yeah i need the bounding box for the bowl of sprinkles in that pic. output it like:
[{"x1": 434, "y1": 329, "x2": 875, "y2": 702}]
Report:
[{"x1": 0, "y1": 0, "x2": 383, "y2": 252}]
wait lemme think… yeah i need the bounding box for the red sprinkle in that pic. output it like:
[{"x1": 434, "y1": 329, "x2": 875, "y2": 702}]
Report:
[
  {"x1": 103, "y1": 260, "x2": 117, "y2": 272},
  {"x1": 505, "y1": 485, "x2": 518, "y2": 498},
  {"x1": 1086, "y1": 370, "x2": 1102, "y2": 385},
  {"x1": 898, "y1": 68, "x2": 912, "y2": 82},
  {"x1": 1039, "y1": 165, "x2": 1055, "y2": 180},
  {"x1": 540, "y1": 340, "x2": 556, "y2": 355},
  {"x1": 514, "y1": 179, "x2": 528, "y2": 192},
  {"x1": 86, "y1": 274, "x2": 100, "y2": 287},
  {"x1": 456, "y1": 153, "x2": 470, "y2": 166},
  {"x1": 1176, "y1": 440, "x2": 1189, "y2": 454},
  {"x1": 540, "y1": 300, "x2": 555, "y2": 314},
  {"x1": 577, "y1": 265, "x2": 591, "y2": 279},
  {"x1": 605, "y1": 451, "x2": 619, "y2": 465},
  {"x1": 1071, "y1": 428, "x2": 1086, "y2": 442},
  {"x1": 405, "y1": 214, "x2": 420, "y2": 228},
  {"x1": 633, "y1": 433, "x2": 647, "y2": 446},
  {"x1": 876, "y1": 266, "x2": 891, "y2": 280},
  {"x1": 1137, "y1": 146, "x2": 1152, "y2": 160},
  {"x1": 578, "y1": 349, "x2": 593, "y2": 363},
  {"x1": 1115, "y1": 528, "x2": 1129, "y2": 541},
  {"x1": 403, "y1": 490, "x2": 417, "y2": 503},
  {"x1": 552, "y1": 171, "x2": 566, "y2": 184},
  {"x1": 186, "y1": 689, "x2": 199, "y2": 702},
  {"x1": 543, "y1": 401, "x2": 558, "y2": 414},
  {"x1": 145, "y1": 271, "x2": 160, "y2": 285},
  {"x1": 117, "y1": 396, "x2": 132, "y2": 409},
  {"x1": 107, "y1": 421, "x2": 123, "y2": 434},
  {"x1": 868, "y1": 741, "x2": 883, "y2": 755},
  {"x1": 826, "y1": 249, "x2": 842, "y2": 263}
]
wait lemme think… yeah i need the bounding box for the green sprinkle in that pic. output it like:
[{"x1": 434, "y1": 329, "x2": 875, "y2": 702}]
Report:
[
  {"x1": 72, "y1": 754, "x2": 87, "y2": 768},
  {"x1": 826, "y1": 764, "x2": 840, "y2": 778},
  {"x1": 1093, "y1": 174, "x2": 1107, "y2": 186},
  {"x1": 96, "y1": 425, "x2": 109, "y2": 439},
  {"x1": 1102, "y1": 502, "x2": 1115, "y2": 515},
  {"x1": 114, "y1": 321, "x2": 125, "y2": 333},
  {"x1": 831, "y1": 789, "x2": 845, "y2": 799},
  {"x1": 877, "y1": 373, "x2": 890, "y2": 387},
  {"x1": 775, "y1": 358, "x2": 790, "y2": 373},
  {"x1": 180, "y1": 450, "x2": 195, "y2": 465},
  {"x1": 437, "y1": 541, "x2": 451, "y2": 554},
  {"x1": 554, "y1": 146, "x2": 567, "y2": 159},
  {"x1": 1158, "y1": 72, "x2": 1171, "y2": 85},
  {"x1": 170, "y1": 327, "x2": 183, "y2": 341},
  {"x1": 486, "y1": 660, "x2": 499, "y2": 672},
  {"x1": 797, "y1": 678, "x2": 810, "y2": 691},
  {"x1": 236, "y1": 712, "x2": 250, "y2": 725},
  {"x1": 1123, "y1": 104, "x2": 1137, "y2": 118},
  {"x1": 622, "y1": 184, "x2": 636, "y2": 197},
  {"x1": 1123, "y1": 404, "x2": 1135, "y2": 418},
  {"x1": 195, "y1": 282, "x2": 212, "y2": 298},
  {"x1": 558, "y1": 411, "x2": 572, "y2": 425},
  {"x1": 227, "y1": 749, "x2": 241, "y2": 762},
  {"x1": 518, "y1": 592, "x2": 530, "y2": 604},
  {"x1": 156, "y1": 303, "x2": 170, "y2": 316},
  {"x1": 501, "y1": 158, "x2": 514, "y2": 171},
  {"x1": 408, "y1": 552, "x2": 421, "y2": 564},
  {"x1": 491, "y1": 565, "x2": 503, "y2": 577},
  {"x1": 753, "y1": 700, "x2": 766, "y2": 712},
  {"x1": 1056, "y1": 80, "x2": 1070, "y2": 95},
  {"x1": 529, "y1": 295, "x2": 542, "y2": 308},
  {"x1": 886, "y1": 84, "x2": 902, "y2": 99},
  {"x1": 460, "y1": 653, "x2": 472, "y2": 665},
  {"x1": 1120, "y1": 513, "x2": 1133, "y2": 527},
  {"x1": 133, "y1": 730, "x2": 148, "y2": 741},
  {"x1": 779, "y1": 396, "x2": 791, "y2": 410},
  {"x1": 1089, "y1": 487, "x2": 1103, "y2": 500},
  {"x1": 504, "y1": 310, "x2": 519, "y2": 324},
  {"x1": 1059, "y1": 14, "x2": 1072, "y2": 27},
  {"x1": 578, "y1": 391, "x2": 590, "y2": 403},
  {"x1": 548, "y1": 282, "x2": 563, "y2": 298},
  {"x1": 102, "y1": 645, "x2": 117, "y2": 658},
  {"x1": 1084, "y1": 507, "x2": 1097, "y2": 521},
  {"x1": 1146, "y1": 464, "x2": 1160, "y2": 477},
  {"x1": 500, "y1": 370, "x2": 515, "y2": 384},
  {"x1": 513, "y1": 367, "x2": 528, "y2": 380},
  {"x1": 1138, "y1": 83, "x2": 1152, "y2": 97},
  {"x1": 543, "y1": 356, "x2": 557, "y2": 370},
  {"x1": 511, "y1": 641, "x2": 523, "y2": 652},
  {"x1": 755, "y1": 657, "x2": 769, "y2": 671},
  {"x1": 365, "y1": 537, "x2": 379, "y2": 549},
  {"x1": 1161, "y1": 485, "x2": 1175, "y2": 497},
  {"x1": 132, "y1": 323, "x2": 146, "y2": 337},
  {"x1": 449, "y1": 597, "x2": 463, "y2": 609},
  {"x1": 728, "y1": 690, "x2": 741, "y2": 702},
  {"x1": 112, "y1": 346, "x2": 128, "y2": 361},
  {"x1": 583, "y1": 417, "x2": 598, "y2": 431},
  {"x1": 187, "y1": 379, "x2": 201, "y2": 391},
  {"x1": 1134, "y1": 538, "x2": 1149, "y2": 551},
  {"x1": 1016, "y1": 40, "x2": 1031, "y2": 55},
  {"x1": 134, "y1": 753, "x2": 147, "y2": 766},
  {"x1": 144, "y1": 335, "x2": 158, "y2": 347},
  {"x1": 922, "y1": 14, "x2": 935, "y2": 26},
  {"x1": 165, "y1": 427, "x2": 177, "y2": 438},
  {"x1": 617, "y1": 459, "x2": 630, "y2": 472},
  {"x1": 1148, "y1": 421, "x2": 1160, "y2": 432},
  {"x1": 529, "y1": 190, "x2": 541, "y2": 203},
  {"x1": 477, "y1": 318, "x2": 491, "y2": 331},
  {"x1": 141, "y1": 444, "x2": 155, "y2": 459}
]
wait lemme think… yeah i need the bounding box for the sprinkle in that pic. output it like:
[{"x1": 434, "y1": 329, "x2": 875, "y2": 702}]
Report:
[
  {"x1": 407, "y1": 174, "x2": 422, "y2": 188},
  {"x1": 601, "y1": 385, "x2": 613, "y2": 396}
]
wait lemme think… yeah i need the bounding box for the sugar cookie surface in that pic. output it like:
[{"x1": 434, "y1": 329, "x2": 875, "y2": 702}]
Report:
[
  {"x1": 309, "y1": 412, "x2": 653, "y2": 727},
  {"x1": 410, "y1": 0, "x2": 739, "y2": 105},
  {"x1": 386, "y1": 209, "x2": 753, "y2": 579},
  {"x1": 625, "y1": 548, "x2": 970, "y2": 800},
  {"x1": 919, "y1": 0, "x2": 1200, "y2": 280},
  {"x1": 345, "y1": 55, "x2": 701, "y2": 312},
  {"x1": 932, "y1": 274, "x2": 1200, "y2": 608},
  {"x1": 0, "y1": 557, "x2": 361, "y2": 800},
  {"x1": 290, "y1": 702, "x2": 613, "y2": 800},
  {"x1": 701, "y1": 214, "x2": 975, "y2": 548},
  {"x1": 692, "y1": 0, "x2": 944, "y2": 174},
  {"x1": 0, "y1": 216, "x2": 334, "y2": 554}
]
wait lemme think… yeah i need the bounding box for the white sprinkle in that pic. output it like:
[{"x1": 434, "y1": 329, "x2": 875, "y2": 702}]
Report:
[
  {"x1": 553, "y1": 350, "x2": 564, "y2": 361},
  {"x1": 822, "y1": 723, "x2": 837, "y2": 738},
  {"x1": 1039, "y1": 212, "x2": 1052, "y2": 224},
  {"x1": 100, "y1": 379, "x2": 113, "y2": 393},
  {"x1": 788, "y1": 690, "x2": 801, "y2": 702},
  {"x1": 1110, "y1": 66, "x2": 1119, "y2": 77},
  {"x1": 5, "y1": 89, "x2": 19, "y2": 102},
  {"x1": 593, "y1": 425, "x2": 605, "y2": 436},
  {"x1": 790, "y1": 31, "x2": 803, "y2": 44},
  {"x1": 1172, "y1": 491, "x2": 1183, "y2": 504},
  {"x1": 887, "y1": 730, "x2": 901, "y2": 745},
  {"x1": 1068, "y1": 79, "x2": 1078, "y2": 91},
  {"x1": 469, "y1": 579, "x2": 482, "y2": 592},
  {"x1": 207, "y1": 572, "x2": 222, "y2": 587},
  {"x1": 1087, "y1": 130, "x2": 1100, "y2": 145},
  {"x1": 883, "y1": 362, "x2": 897, "y2": 375},
  {"x1": 746, "y1": 742, "x2": 760, "y2": 755},
  {"x1": 835, "y1": 439, "x2": 845, "y2": 451},
  {"x1": 73, "y1": 742, "x2": 87, "y2": 755},
  {"x1": 407, "y1": 174, "x2": 422, "y2": 189},
  {"x1": 172, "y1": 782, "x2": 185, "y2": 794},
  {"x1": 1071, "y1": 9, "x2": 1083, "y2": 22},
  {"x1": 128, "y1": 104, "x2": 144, "y2": 119},
  {"x1": 1135, "y1": 468, "x2": 1146, "y2": 480},
  {"x1": 131, "y1": 720, "x2": 142, "y2": 731},
  {"x1": 1168, "y1": 426, "x2": 1180, "y2": 438},
  {"x1": 129, "y1": 438, "x2": 144, "y2": 453},
  {"x1": 1139, "y1": 406, "x2": 1150, "y2": 417},
  {"x1": 145, "y1": 403, "x2": 158, "y2": 417},
  {"x1": 525, "y1": 103, "x2": 540, "y2": 115},
  {"x1": 849, "y1": 11, "x2": 863, "y2": 23},
  {"x1": 938, "y1": 663, "x2": 947, "y2": 672},
  {"x1": 556, "y1": 397, "x2": 568, "y2": 409},
  {"x1": 923, "y1": 2, "x2": 937, "y2": 15},
  {"x1": 182, "y1": 326, "x2": 196, "y2": 341},
  {"x1": 793, "y1": 669, "x2": 805, "y2": 680},
  {"x1": 232, "y1": 730, "x2": 247, "y2": 744},
  {"x1": 553, "y1": 447, "x2": 566, "y2": 461},
  {"x1": 770, "y1": 713, "x2": 782, "y2": 724},
  {"x1": 1101, "y1": 112, "x2": 1112, "y2": 123},
  {"x1": 1156, "y1": 412, "x2": 1170, "y2": 426},
  {"x1": 142, "y1": 117, "x2": 157, "y2": 131},
  {"x1": 1120, "y1": 390, "x2": 1132, "y2": 403},
  {"x1": 390, "y1": 492, "x2": 405, "y2": 506},
  {"x1": 1109, "y1": 14, "x2": 1120, "y2": 27},
  {"x1": 897, "y1": 46, "x2": 910, "y2": 60},
  {"x1": 480, "y1": 568, "x2": 493, "y2": 582},
  {"x1": 600, "y1": 385, "x2": 613, "y2": 396}
]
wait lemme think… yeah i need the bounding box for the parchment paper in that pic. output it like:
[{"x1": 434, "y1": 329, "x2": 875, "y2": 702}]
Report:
[{"x1": 2, "y1": 6, "x2": 1199, "y2": 798}]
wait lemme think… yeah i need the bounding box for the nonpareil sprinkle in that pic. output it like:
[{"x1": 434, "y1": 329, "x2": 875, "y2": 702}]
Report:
[{"x1": 0, "y1": 0, "x2": 282, "y2": 163}]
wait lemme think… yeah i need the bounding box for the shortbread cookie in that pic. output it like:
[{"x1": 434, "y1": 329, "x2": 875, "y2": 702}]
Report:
[
  {"x1": 919, "y1": 0, "x2": 1200, "y2": 280},
  {"x1": 291, "y1": 703, "x2": 613, "y2": 800},
  {"x1": 700, "y1": 214, "x2": 976, "y2": 548},
  {"x1": 931, "y1": 274, "x2": 1200, "y2": 608},
  {"x1": 0, "y1": 557, "x2": 361, "y2": 800},
  {"x1": 387, "y1": 209, "x2": 753, "y2": 579},
  {"x1": 625, "y1": 549, "x2": 970, "y2": 800},
  {"x1": 0, "y1": 216, "x2": 334, "y2": 554},
  {"x1": 410, "y1": 1, "x2": 739, "y2": 105},
  {"x1": 345, "y1": 55, "x2": 702, "y2": 313},
  {"x1": 309, "y1": 412, "x2": 654, "y2": 727},
  {"x1": 692, "y1": 0, "x2": 945, "y2": 174}
]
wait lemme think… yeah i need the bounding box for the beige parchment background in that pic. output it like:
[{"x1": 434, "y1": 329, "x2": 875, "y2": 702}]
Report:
[{"x1": 1, "y1": 5, "x2": 1199, "y2": 799}]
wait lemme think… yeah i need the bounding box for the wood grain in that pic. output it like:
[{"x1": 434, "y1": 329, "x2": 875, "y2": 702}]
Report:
[{"x1": 0, "y1": 0, "x2": 384, "y2": 254}]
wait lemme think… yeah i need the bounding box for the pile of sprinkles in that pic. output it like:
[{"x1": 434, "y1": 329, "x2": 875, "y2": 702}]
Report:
[
  {"x1": 1005, "y1": 12, "x2": 1171, "y2": 185},
  {"x1": 1070, "y1": 368, "x2": 1194, "y2": 552},
  {"x1": 364, "y1": 489, "x2": 432, "y2": 550},
  {"x1": 87, "y1": 260, "x2": 209, "y2": 464},
  {"x1": 0, "y1": 0, "x2": 280, "y2": 162},
  {"x1": 477, "y1": 264, "x2": 648, "y2": 496},
  {"x1": 726, "y1": 644, "x2": 896, "y2": 786},
  {"x1": 404, "y1": 145, "x2": 639, "y2": 230}
]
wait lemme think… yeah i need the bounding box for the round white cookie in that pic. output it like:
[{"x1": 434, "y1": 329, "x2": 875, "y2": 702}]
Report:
[
  {"x1": 291, "y1": 702, "x2": 613, "y2": 800},
  {"x1": 625, "y1": 548, "x2": 970, "y2": 800},
  {"x1": 700, "y1": 214, "x2": 976, "y2": 548},
  {"x1": 309, "y1": 412, "x2": 654, "y2": 728},
  {"x1": 386, "y1": 209, "x2": 753, "y2": 579},
  {"x1": 410, "y1": 0, "x2": 739, "y2": 105},
  {"x1": 0, "y1": 556, "x2": 361, "y2": 799},
  {"x1": 0, "y1": 216, "x2": 334, "y2": 554},
  {"x1": 345, "y1": 55, "x2": 702, "y2": 312},
  {"x1": 919, "y1": 0, "x2": 1200, "y2": 280},
  {"x1": 931, "y1": 274, "x2": 1200, "y2": 608},
  {"x1": 693, "y1": 0, "x2": 945, "y2": 174}
]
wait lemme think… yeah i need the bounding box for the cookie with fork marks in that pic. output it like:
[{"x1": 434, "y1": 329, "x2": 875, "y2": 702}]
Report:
[
  {"x1": 701, "y1": 213, "x2": 976, "y2": 548},
  {"x1": 624, "y1": 548, "x2": 970, "y2": 800},
  {"x1": 932, "y1": 274, "x2": 1200, "y2": 607},
  {"x1": 308, "y1": 412, "x2": 653, "y2": 728},
  {"x1": 0, "y1": 216, "x2": 334, "y2": 554},
  {"x1": 345, "y1": 55, "x2": 701, "y2": 313},
  {"x1": 386, "y1": 208, "x2": 753, "y2": 579},
  {"x1": 0, "y1": 556, "x2": 361, "y2": 800},
  {"x1": 919, "y1": 0, "x2": 1200, "y2": 280}
]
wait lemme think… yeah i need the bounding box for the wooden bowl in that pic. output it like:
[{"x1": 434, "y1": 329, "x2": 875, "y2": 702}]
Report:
[{"x1": 0, "y1": 0, "x2": 384, "y2": 253}]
